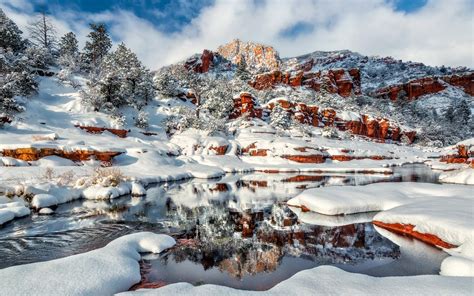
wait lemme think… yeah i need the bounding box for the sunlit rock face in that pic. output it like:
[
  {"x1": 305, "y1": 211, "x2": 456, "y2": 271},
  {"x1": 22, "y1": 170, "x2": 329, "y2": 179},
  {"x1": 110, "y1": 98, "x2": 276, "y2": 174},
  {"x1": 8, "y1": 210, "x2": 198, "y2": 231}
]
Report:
[
  {"x1": 1, "y1": 147, "x2": 122, "y2": 163},
  {"x1": 374, "y1": 73, "x2": 474, "y2": 100},
  {"x1": 440, "y1": 143, "x2": 474, "y2": 165},
  {"x1": 250, "y1": 68, "x2": 361, "y2": 97},
  {"x1": 229, "y1": 97, "x2": 416, "y2": 143},
  {"x1": 217, "y1": 39, "x2": 281, "y2": 73},
  {"x1": 185, "y1": 49, "x2": 215, "y2": 73}
]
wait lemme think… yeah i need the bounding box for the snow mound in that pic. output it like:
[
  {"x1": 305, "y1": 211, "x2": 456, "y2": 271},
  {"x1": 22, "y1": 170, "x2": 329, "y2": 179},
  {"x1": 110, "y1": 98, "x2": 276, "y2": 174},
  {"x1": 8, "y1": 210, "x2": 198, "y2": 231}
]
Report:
[
  {"x1": 0, "y1": 232, "x2": 176, "y2": 296},
  {"x1": 0, "y1": 199, "x2": 30, "y2": 225},
  {"x1": 439, "y1": 168, "x2": 474, "y2": 185},
  {"x1": 287, "y1": 182, "x2": 471, "y2": 215},
  {"x1": 119, "y1": 265, "x2": 472, "y2": 296}
]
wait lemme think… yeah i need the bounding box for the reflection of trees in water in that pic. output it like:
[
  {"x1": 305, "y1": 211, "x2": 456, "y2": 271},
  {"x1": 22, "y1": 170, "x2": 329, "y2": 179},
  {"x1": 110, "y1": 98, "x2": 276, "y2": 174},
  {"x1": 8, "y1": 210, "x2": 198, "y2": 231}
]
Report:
[{"x1": 160, "y1": 201, "x2": 400, "y2": 279}]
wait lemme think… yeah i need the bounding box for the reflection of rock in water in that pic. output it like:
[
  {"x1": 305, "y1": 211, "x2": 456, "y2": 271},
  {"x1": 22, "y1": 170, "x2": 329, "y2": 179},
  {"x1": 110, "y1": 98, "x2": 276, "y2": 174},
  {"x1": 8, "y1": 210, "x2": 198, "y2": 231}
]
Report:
[{"x1": 161, "y1": 200, "x2": 399, "y2": 279}]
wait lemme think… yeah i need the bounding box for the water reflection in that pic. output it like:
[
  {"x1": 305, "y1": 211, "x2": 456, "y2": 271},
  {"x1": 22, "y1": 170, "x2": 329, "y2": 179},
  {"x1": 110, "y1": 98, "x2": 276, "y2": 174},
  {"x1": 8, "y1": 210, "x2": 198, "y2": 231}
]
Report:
[{"x1": 0, "y1": 165, "x2": 446, "y2": 291}]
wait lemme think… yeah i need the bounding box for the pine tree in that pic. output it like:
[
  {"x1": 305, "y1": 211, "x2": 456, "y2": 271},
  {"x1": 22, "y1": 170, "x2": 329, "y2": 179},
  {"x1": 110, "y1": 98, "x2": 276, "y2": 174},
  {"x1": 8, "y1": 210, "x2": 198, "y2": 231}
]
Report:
[
  {"x1": 82, "y1": 23, "x2": 112, "y2": 72},
  {"x1": 81, "y1": 43, "x2": 154, "y2": 111},
  {"x1": 270, "y1": 105, "x2": 292, "y2": 129},
  {"x1": 0, "y1": 8, "x2": 26, "y2": 52},
  {"x1": 456, "y1": 99, "x2": 471, "y2": 125},
  {"x1": 58, "y1": 32, "x2": 79, "y2": 69},
  {"x1": 235, "y1": 59, "x2": 251, "y2": 82}
]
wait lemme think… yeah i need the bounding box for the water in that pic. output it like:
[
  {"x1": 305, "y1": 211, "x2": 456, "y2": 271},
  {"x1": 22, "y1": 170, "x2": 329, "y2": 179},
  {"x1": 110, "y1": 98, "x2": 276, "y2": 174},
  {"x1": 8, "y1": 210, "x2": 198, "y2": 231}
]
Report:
[{"x1": 0, "y1": 164, "x2": 446, "y2": 291}]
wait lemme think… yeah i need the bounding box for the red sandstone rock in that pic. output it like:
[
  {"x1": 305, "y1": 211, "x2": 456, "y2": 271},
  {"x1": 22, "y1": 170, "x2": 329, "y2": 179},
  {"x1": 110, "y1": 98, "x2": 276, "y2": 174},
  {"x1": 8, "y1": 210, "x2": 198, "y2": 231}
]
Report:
[
  {"x1": 75, "y1": 125, "x2": 128, "y2": 138},
  {"x1": 374, "y1": 73, "x2": 473, "y2": 100},
  {"x1": 209, "y1": 145, "x2": 228, "y2": 155},
  {"x1": 185, "y1": 50, "x2": 214, "y2": 73},
  {"x1": 372, "y1": 220, "x2": 456, "y2": 249},
  {"x1": 281, "y1": 154, "x2": 325, "y2": 163},
  {"x1": 249, "y1": 69, "x2": 361, "y2": 98},
  {"x1": 1, "y1": 147, "x2": 122, "y2": 163}
]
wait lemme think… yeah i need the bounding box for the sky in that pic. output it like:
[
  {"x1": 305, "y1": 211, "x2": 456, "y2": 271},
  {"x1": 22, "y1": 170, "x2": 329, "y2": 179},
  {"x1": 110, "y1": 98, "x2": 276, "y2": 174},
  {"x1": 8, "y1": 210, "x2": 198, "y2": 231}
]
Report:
[{"x1": 2, "y1": 0, "x2": 473, "y2": 70}]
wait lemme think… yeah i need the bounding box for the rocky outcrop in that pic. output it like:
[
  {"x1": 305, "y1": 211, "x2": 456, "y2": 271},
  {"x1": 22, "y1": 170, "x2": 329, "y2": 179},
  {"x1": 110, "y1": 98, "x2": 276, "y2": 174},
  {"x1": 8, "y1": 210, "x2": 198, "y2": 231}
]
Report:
[
  {"x1": 217, "y1": 39, "x2": 280, "y2": 72},
  {"x1": 1, "y1": 147, "x2": 123, "y2": 162},
  {"x1": 374, "y1": 73, "x2": 474, "y2": 100},
  {"x1": 440, "y1": 143, "x2": 474, "y2": 165},
  {"x1": 229, "y1": 92, "x2": 263, "y2": 119},
  {"x1": 250, "y1": 68, "x2": 361, "y2": 97},
  {"x1": 185, "y1": 49, "x2": 214, "y2": 73},
  {"x1": 259, "y1": 99, "x2": 416, "y2": 143},
  {"x1": 208, "y1": 145, "x2": 229, "y2": 155},
  {"x1": 372, "y1": 221, "x2": 456, "y2": 249},
  {"x1": 75, "y1": 125, "x2": 128, "y2": 138},
  {"x1": 442, "y1": 73, "x2": 474, "y2": 95}
]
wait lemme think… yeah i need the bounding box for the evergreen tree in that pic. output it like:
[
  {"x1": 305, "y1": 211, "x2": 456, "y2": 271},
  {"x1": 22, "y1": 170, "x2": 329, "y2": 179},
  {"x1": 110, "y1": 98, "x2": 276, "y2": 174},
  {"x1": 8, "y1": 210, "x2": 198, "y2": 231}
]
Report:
[
  {"x1": 81, "y1": 43, "x2": 154, "y2": 111},
  {"x1": 444, "y1": 105, "x2": 455, "y2": 123},
  {"x1": 82, "y1": 23, "x2": 112, "y2": 72},
  {"x1": 58, "y1": 32, "x2": 79, "y2": 69},
  {"x1": 0, "y1": 8, "x2": 25, "y2": 52},
  {"x1": 270, "y1": 105, "x2": 292, "y2": 129},
  {"x1": 456, "y1": 99, "x2": 471, "y2": 125},
  {"x1": 235, "y1": 59, "x2": 251, "y2": 82}
]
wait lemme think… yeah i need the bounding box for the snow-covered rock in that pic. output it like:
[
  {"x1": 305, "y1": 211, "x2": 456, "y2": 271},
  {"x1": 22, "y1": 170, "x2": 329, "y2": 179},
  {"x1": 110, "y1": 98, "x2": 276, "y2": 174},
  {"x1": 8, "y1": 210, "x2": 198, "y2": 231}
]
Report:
[{"x1": 0, "y1": 232, "x2": 176, "y2": 296}]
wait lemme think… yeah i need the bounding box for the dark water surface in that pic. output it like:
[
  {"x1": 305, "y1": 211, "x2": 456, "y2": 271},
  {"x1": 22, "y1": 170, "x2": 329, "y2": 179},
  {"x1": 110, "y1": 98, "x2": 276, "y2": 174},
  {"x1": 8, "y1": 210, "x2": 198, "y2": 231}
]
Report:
[{"x1": 0, "y1": 165, "x2": 446, "y2": 291}]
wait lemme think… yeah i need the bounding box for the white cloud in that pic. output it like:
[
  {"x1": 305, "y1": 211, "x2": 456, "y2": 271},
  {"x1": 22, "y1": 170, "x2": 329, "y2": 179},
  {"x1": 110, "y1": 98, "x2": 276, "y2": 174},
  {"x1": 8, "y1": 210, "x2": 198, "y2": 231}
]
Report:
[{"x1": 2, "y1": 0, "x2": 473, "y2": 70}]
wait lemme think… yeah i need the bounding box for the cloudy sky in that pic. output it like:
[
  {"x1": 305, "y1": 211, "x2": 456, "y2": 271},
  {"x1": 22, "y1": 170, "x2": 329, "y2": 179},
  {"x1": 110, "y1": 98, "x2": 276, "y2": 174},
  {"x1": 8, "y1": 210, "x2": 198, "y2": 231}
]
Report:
[{"x1": 2, "y1": 0, "x2": 473, "y2": 70}]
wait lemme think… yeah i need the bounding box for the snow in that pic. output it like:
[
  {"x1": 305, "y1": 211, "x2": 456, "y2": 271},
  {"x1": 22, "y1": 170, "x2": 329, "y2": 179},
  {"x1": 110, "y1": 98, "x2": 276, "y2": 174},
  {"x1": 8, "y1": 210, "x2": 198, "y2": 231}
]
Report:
[
  {"x1": 120, "y1": 265, "x2": 472, "y2": 296},
  {"x1": 0, "y1": 232, "x2": 176, "y2": 296},
  {"x1": 32, "y1": 193, "x2": 59, "y2": 209},
  {"x1": 287, "y1": 182, "x2": 472, "y2": 215},
  {"x1": 374, "y1": 198, "x2": 474, "y2": 276},
  {"x1": 0, "y1": 198, "x2": 30, "y2": 224},
  {"x1": 439, "y1": 168, "x2": 474, "y2": 185},
  {"x1": 39, "y1": 207, "x2": 54, "y2": 215}
]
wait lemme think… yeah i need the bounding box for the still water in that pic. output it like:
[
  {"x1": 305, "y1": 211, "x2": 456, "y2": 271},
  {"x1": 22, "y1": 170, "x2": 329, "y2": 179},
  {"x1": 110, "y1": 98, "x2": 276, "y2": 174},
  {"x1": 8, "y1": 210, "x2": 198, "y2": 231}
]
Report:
[{"x1": 0, "y1": 165, "x2": 446, "y2": 291}]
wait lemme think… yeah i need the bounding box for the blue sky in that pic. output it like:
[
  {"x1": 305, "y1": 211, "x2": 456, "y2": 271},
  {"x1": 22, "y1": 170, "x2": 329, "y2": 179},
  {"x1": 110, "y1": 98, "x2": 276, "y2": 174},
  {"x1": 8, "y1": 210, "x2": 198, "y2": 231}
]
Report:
[
  {"x1": 2, "y1": 0, "x2": 472, "y2": 69},
  {"x1": 10, "y1": 0, "x2": 429, "y2": 34}
]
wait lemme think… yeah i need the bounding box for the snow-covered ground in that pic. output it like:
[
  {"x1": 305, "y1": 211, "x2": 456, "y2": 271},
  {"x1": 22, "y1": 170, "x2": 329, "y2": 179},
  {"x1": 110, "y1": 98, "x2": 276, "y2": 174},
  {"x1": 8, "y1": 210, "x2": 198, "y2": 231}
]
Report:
[
  {"x1": 1, "y1": 76, "x2": 473, "y2": 295},
  {"x1": 0, "y1": 232, "x2": 176, "y2": 296}
]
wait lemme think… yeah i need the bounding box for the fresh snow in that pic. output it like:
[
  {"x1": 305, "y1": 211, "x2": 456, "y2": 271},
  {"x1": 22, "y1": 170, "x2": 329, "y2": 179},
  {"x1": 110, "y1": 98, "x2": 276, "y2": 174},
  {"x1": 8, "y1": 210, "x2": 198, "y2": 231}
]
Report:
[
  {"x1": 287, "y1": 182, "x2": 472, "y2": 215},
  {"x1": 0, "y1": 232, "x2": 176, "y2": 296},
  {"x1": 439, "y1": 168, "x2": 474, "y2": 185},
  {"x1": 119, "y1": 265, "x2": 472, "y2": 296}
]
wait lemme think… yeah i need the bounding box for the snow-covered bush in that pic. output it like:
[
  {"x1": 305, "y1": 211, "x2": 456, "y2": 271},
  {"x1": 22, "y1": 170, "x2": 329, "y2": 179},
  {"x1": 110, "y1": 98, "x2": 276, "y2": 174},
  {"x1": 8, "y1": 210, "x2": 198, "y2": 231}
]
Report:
[
  {"x1": 270, "y1": 105, "x2": 292, "y2": 129},
  {"x1": 135, "y1": 110, "x2": 149, "y2": 129},
  {"x1": 322, "y1": 126, "x2": 339, "y2": 139}
]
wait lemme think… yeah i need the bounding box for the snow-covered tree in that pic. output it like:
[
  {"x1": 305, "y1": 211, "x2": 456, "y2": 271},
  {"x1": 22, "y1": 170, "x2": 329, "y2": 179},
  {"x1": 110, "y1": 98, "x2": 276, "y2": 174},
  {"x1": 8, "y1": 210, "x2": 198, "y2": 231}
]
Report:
[
  {"x1": 58, "y1": 32, "x2": 79, "y2": 69},
  {"x1": 81, "y1": 43, "x2": 154, "y2": 111},
  {"x1": 0, "y1": 8, "x2": 26, "y2": 52},
  {"x1": 0, "y1": 49, "x2": 38, "y2": 121},
  {"x1": 28, "y1": 12, "x2": 57, "y2": 51},
  {"x1": 135, "y1": 110, "x2": 149, "y2": 129},
  {"x1": 270, "y1": 105, "x2": 292, "y2": 129},
  {"x1": 235, "y1": 59, "x2": 251, "y2": 82},
  {"x1": 81, "y1": 23, "x2": 111, "y2": 72}
]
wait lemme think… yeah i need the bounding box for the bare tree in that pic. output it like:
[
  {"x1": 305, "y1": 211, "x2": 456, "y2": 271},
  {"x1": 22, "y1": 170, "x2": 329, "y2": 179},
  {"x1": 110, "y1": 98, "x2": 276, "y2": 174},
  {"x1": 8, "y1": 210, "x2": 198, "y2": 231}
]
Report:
[{"x1": 28, "y1": 11, "x2": 57, "y2": 51}]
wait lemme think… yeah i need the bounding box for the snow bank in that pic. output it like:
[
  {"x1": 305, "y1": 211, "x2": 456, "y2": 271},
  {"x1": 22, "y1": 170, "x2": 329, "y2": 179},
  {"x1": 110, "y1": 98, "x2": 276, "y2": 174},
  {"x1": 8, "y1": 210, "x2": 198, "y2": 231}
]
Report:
[
  {"x1": 287, "y1": 182, "x2": 471, "y2": 215},
  {"x1": 32, "y1": 194, "x2": 59, "y2": 209},
  {"x1": 374, "y1": 198, "x2": 474, "y2": 276},
  {"x1": 0, "y1": 232, "x2": 176, "y2": 296},
  {"x1": 439, "y1": 168, "x2": 474, "y2": 185},
  {"x1": 119, "y1": 265, "x2": 472, "y2": 296},
  {"x1": 82, "y1": 182, "x2": 132, "y2": 200},
  {"x1": 0, "y1": 199, "x2": 30, "y2": 224}
]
